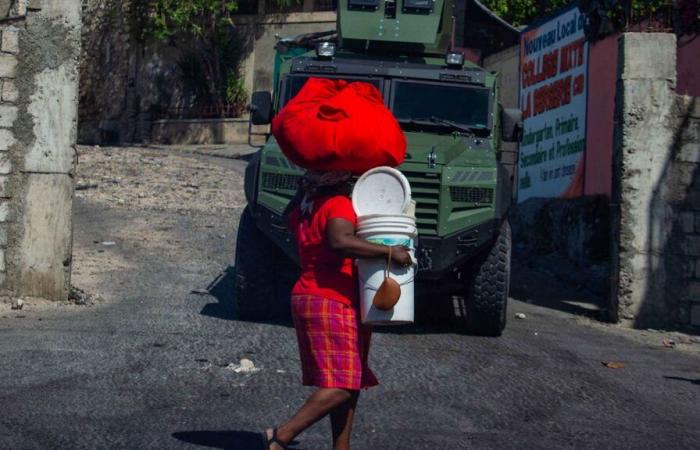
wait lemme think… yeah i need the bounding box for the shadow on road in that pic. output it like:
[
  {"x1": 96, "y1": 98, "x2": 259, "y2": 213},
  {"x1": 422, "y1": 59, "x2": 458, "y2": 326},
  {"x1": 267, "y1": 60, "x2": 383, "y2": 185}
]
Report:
[
  {"x1": 172, "y1": 430, "x2": 302, "y2": 449},
  {"x1": 172, "y1": 430, "x2": 261, "y2": 449},
  {"x1": 199, "y1": 266, "x2": 237, "y2": 321},
  {"x1": 509, "y1": 249, "x2": 608, "y2": 321},
  {"x1": 664, "y1": 376, "x2": 700, "y2": 386},
  {"x1": 199, "y1": 265, "x2": 507, "y2": 335},
  {"x1": 199, "y1": 265, "x2": 294, "y2": 327}
]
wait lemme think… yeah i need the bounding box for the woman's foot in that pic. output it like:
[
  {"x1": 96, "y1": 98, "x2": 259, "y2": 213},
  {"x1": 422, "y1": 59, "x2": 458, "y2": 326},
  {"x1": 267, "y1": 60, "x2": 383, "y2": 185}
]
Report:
[{"x1": 264, "y1": 428, "x2": 287, "y2": 450}]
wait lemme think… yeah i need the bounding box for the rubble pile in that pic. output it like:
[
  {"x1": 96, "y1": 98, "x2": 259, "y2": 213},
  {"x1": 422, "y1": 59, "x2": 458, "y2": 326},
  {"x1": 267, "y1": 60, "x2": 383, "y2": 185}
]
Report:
[{"x1": 75, "y1": 146, "x2": 247, "y2": 213}]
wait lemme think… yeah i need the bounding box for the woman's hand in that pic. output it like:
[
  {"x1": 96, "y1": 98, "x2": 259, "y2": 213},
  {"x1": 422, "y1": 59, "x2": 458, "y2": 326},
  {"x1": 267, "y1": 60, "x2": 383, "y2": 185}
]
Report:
[{"x1": 390, "y1": 246, "x2": 413, "y2": 267}]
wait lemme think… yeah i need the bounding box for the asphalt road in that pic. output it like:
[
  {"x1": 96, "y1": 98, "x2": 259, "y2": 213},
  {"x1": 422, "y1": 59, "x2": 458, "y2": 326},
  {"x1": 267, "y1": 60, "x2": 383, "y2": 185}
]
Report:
[{"x1": 0, "y1": 148, "x2": 699, "y2": 449}]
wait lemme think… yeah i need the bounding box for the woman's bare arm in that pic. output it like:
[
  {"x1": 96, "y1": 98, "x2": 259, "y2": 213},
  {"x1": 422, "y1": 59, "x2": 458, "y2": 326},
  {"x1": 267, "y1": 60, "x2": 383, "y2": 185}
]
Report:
[{"x1": 327, "y1": 218, "x2": 412, "y2": 266}]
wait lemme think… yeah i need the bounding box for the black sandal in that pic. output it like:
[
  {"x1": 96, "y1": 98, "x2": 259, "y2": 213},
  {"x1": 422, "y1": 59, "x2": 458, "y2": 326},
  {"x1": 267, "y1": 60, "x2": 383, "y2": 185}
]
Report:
[{"x1": 262, "y1": 428, "x2": 287, "y2": 450}]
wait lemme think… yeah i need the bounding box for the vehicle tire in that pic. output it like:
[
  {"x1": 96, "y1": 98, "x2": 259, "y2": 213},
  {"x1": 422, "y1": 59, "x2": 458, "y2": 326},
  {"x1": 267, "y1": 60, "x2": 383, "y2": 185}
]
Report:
[
  {"x1": 464, "y1": 220, "x2": 511, "y2": 337},
  {"x1": 233, "y1": 207, "x2": 294, "y2": 321}
]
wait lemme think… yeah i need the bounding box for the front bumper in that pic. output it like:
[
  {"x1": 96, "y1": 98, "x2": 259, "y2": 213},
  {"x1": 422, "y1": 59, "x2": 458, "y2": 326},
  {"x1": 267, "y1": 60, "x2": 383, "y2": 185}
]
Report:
[
  {"x1": 253, "y1": 205, "x2": 498, "y2": 280},
  {"x1": 415, "y1": 219, "x2": 497, "y2": 279}
]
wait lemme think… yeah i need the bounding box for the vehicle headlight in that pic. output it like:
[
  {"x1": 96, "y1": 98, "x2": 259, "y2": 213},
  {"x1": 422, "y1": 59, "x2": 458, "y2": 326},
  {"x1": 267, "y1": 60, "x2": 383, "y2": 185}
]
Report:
[
  {"x1": 445, "y1": 52, "x2": 465, "y2": 68},
  {"x1": 316, "y1": 42, "x2": 336, "y2": 59}
]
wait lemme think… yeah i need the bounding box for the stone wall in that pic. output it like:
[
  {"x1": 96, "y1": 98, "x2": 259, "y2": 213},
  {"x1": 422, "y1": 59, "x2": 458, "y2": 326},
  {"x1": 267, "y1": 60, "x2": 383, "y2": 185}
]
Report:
[
  {"x1": 0, "y1": 0, "x2": 80, "y2": 301},
  {"x1": 612, "y1": 33, "x2": 700, "y2": 330},
  {"x1": 675, "y1": 97, "x2": 700, "y2": 327},
  {"x1": 78, "y1": 2, "x2": 337, "y2": 146},
  {"x1": 79, "y1": 0, "x2": 182, "y2": 145},
  {"x1": 511, "y1": 196, "x2": 611, "y2": 267}
]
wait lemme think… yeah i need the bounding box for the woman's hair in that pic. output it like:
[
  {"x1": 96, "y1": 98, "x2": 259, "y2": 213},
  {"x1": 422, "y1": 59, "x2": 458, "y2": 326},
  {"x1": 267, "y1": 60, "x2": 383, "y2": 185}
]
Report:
[
  {"x1": 300, "y1": 170, "x2": 352, "y2": 196},
  {"x1": 283, "y1": 170, "x2": 353, "y2": 218}
]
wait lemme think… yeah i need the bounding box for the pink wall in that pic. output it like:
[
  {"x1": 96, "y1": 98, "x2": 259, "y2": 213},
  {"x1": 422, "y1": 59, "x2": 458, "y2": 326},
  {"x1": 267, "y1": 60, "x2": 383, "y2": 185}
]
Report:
[
  {"x1": 584, "y1": 34, "x2": 618, "y2": 197},
  {"x1": 678, "y1": 34, "x2": 700, "y2": 97}
]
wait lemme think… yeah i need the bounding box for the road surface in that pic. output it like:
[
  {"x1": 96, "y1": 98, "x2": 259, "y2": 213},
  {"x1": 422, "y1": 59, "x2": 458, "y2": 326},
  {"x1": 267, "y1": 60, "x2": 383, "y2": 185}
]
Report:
[{"x1": 0, "y1": 146, "x2": 698, "y2": 449}]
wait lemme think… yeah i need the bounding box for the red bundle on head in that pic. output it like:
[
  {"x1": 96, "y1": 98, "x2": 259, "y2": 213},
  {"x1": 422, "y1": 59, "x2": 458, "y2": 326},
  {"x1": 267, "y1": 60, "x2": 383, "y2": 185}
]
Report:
[{"x1": 271, "y1": 78, "x2": 407, "y2": 174}]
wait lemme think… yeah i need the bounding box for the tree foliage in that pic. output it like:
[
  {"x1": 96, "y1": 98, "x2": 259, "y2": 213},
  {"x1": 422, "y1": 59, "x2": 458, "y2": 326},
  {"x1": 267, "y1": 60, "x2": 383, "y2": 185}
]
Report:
[
  {"x1": 480, "y1": 0, "x2": 572, "y2": 27},
  {"x1": 131, "y1": 0, "x2": 293, "y2": 116},
  {"x1": 148, "y1": 1, "x2": 239, "y2": 40},
  {"x1": 481, "y1": 0, "x2": 670, "y2": 28}
]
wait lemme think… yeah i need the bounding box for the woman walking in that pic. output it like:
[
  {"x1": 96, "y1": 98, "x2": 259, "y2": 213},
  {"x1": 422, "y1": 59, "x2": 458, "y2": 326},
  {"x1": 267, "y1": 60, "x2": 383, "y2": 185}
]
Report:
[{"x1": 263, "y1": 170, "x2": 412, "y2": 450}]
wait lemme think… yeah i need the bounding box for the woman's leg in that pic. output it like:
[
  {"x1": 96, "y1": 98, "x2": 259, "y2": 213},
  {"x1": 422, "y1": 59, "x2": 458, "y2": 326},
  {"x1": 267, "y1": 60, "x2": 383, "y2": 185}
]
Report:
[
  {"x1": 330, "y1": 391, "x2": 360, "y2": 450},
  {"x1": 266, "y1": 387, "x2": 354, "y2": 449}
]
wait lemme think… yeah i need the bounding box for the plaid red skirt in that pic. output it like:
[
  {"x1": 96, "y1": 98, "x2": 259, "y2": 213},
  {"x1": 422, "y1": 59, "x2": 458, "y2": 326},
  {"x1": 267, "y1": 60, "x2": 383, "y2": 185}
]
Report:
[{"x1": 291, "y1": 295, "x2": 379, "y2": 390}]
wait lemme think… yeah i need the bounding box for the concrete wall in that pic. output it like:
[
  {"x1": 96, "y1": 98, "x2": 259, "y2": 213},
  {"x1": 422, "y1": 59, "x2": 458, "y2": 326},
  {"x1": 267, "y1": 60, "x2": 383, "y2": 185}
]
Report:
[
  {"x1": 612, "y1": 33, "x2": 700, "y2": 329},
  {"x1": 237, "y1": 12, "x2": 337, "y2": 97},
  {"x1": 584, "y1": 34, "x2": 618, "y2": 197},
  {"x1": 151, "y1": 118, "x2": 250, "y2": 145},
  {"x1": 511, "y1": 196, "x2": 610, "y2": 266},
  {"x1": 677, "y1": 33, "x2": 700, "y2": 97},
  {"x1": 580, "y1": 31, "x2": 698, "y2": 199},
  {"x1": 0, "y1": 0, "x2": 80, "y2": 301}
]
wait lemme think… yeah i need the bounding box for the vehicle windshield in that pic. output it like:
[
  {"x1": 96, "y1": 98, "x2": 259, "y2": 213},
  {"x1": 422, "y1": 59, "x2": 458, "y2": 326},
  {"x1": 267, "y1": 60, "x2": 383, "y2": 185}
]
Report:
[
  {"x1": 391, "y1": 81, "x2": 491, "y2": 131},
  {"x1": 281, "y1": 75, "x2": 383, "y2": 107}
]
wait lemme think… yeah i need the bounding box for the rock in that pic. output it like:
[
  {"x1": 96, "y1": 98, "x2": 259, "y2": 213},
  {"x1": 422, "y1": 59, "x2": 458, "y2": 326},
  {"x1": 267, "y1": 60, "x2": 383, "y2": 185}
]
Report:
[
  {"x1": 674, "y1": 335, "x2": 693, "y2": 345},
  {"x1": 602, "y1": 361, "x2": 626, "y2": 369},
  {"x1": 226, "y1": 358, "x2": 261, "y2": 374},
  {"x1": 69, "y1": 286, "x2": 99, "y2": 306}
]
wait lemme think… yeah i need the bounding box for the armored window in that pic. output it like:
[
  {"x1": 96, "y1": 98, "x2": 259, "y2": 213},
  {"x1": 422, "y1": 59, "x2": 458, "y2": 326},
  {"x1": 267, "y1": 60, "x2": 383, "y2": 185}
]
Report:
[
  {"x1": 281, "y1": 75, "x2": 384, "y2": 107},
  {"x1": 348, "y1": 0, "x2": 380, "y2": 10},
  {"x1": 391, "y1": 81, "x2": 491, "y2": 130},
  {"x1": 403, "y1": 0, "x2": 434, "y2": 12}
]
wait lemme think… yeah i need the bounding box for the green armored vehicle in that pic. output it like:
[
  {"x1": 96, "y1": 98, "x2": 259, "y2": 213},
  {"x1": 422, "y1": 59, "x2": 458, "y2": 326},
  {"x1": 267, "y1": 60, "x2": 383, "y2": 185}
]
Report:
[{"x1": 235, "y1": 0, "x2": 522, "y2": 336}]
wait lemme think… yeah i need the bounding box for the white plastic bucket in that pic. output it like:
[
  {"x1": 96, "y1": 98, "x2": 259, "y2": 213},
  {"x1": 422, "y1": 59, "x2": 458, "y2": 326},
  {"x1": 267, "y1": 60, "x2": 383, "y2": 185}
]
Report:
[
  {"x1": 358, "y1": 213, "x2": 417, "y2": 225},
  {"x1": 356, "y1": 215, "x2": 416, "y2": 325},
  {"x1": 357, "y1": 215, "x2": 418, "y2": 241},
  {"x1": 357, "y1": 225, "x2": 418, "y2": 239},
  {"x1": 352, "y1": 167, "x2": 412, "y2": 217}
]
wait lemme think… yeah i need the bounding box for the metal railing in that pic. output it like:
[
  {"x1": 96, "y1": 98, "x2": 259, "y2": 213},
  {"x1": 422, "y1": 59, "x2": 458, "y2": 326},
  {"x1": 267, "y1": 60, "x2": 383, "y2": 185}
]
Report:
[{"x1": 584, "y1": 0, "x2": 698, "y2": 41}]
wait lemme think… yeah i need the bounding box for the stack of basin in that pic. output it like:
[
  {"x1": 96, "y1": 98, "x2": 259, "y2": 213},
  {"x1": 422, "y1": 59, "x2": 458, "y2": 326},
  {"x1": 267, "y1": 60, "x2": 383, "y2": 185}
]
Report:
[{"x1": 352, "y1": 167, "x2": 417, "y2": 325}]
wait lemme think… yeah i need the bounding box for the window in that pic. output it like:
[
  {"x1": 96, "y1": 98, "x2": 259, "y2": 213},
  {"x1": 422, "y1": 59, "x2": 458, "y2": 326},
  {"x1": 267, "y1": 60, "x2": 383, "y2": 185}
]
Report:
[
  {"x1": 281, "y1": 75, "x2": 383, "y2": 107},
  {"x1": 348, "y1": 0, "x2": 379, "y2": 8},
  {"x1": 392, "y1": 81, "x2": 491, "y2": 129},
  {"x1": 403, "y1": 0, "x2": 433, "y2": 12}
]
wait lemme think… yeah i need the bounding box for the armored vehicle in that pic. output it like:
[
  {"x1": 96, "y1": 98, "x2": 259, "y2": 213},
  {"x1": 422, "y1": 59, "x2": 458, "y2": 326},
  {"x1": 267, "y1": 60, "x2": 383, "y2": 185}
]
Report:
[{"x1": 235, "y1": 0, "x2": 522, "y2": 336}]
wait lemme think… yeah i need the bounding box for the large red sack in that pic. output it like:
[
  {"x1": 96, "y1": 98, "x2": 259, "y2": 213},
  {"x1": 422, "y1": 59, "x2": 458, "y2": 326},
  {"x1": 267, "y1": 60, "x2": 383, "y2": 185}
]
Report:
[{"x1": 271, "y1": 78, "x2": 406, "y2": 174}]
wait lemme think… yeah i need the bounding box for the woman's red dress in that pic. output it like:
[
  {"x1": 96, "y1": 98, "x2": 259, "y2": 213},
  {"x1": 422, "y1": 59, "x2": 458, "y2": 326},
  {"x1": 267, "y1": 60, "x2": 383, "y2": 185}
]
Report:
[{"x1": 289, "y1": 194, "x2": 379, "y2": 390}]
